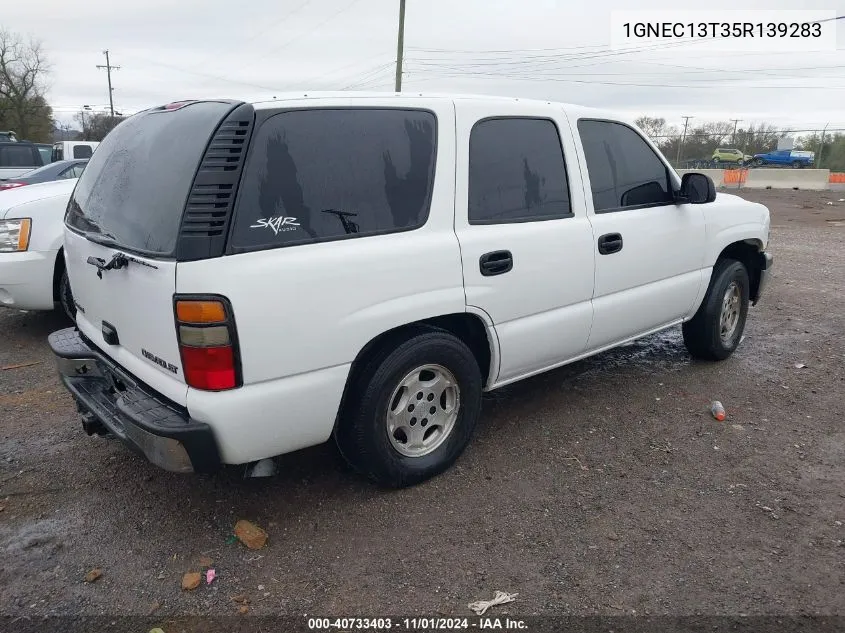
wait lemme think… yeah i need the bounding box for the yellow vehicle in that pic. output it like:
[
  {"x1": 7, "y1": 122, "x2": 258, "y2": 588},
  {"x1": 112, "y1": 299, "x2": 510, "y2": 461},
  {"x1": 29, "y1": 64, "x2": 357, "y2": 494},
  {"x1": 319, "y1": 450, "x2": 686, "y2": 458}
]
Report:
[{"x1": 712, "y1": 148, "x2": 752, "y2": 165}]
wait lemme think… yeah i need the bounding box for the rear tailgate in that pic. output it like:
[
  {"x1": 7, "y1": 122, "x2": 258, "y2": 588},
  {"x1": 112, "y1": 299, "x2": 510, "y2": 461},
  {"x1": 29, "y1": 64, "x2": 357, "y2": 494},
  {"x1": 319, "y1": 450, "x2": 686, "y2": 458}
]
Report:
[
  {"x1": 64, "y1": 228, "x2": 186, "y2": 404},
  {"x1": 63, "y1": 100, "x2": 241, "y2": 406}
]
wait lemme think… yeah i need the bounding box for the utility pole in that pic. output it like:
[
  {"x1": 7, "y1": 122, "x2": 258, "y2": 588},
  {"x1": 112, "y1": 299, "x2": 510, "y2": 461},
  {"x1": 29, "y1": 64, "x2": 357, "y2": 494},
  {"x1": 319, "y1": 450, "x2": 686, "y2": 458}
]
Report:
[
  {"x1": 676, "y1": 116, "x2": 693, "y2": 166},
  {"x1": 394, "y1": 0, "x2": 406, "y2": 92},
  {"x1": 730, "y1": 119, "x2": 742, "y2": 145},
  {"x1": 818, "y1": 122, "x2": 829, "y2": 168},
  {"x1": 79, "y1": 105, "x2": 92, "y2": 140},
  {"x1": 96, "y1": 50, "x2": 120, "y2": 117}
]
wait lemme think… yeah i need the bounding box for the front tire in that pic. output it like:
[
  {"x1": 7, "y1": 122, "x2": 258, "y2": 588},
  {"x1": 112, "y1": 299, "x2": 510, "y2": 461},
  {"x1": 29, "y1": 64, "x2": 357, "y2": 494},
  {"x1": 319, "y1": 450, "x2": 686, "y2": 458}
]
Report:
[
  {"x1": 683, "y1": 259, "x2": 750, "y2": 361},
  {"x1": 336, "y1": 329, "x2": 482, "y2": 488}
]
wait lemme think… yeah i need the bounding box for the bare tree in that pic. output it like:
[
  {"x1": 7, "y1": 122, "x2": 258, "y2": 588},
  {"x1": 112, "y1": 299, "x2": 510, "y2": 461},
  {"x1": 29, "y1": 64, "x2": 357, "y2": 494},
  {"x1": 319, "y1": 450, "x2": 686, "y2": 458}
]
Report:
[
  {"x1": 74, "y1": 111, "x2": 125, "y2": 142},
  {"x1": 0, "y1": 28, "x2": 51, "y2": 141},
  {"x1": 635, "y1": 116, "x2": 669, "y2": 140}
]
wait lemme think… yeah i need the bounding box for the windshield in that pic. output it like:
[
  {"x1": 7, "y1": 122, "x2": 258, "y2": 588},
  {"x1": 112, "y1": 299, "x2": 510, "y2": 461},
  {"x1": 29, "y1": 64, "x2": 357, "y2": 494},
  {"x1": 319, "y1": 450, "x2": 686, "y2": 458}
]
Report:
[{"x1": 65, "y1": 101, "x2": 233, "y2": 256}]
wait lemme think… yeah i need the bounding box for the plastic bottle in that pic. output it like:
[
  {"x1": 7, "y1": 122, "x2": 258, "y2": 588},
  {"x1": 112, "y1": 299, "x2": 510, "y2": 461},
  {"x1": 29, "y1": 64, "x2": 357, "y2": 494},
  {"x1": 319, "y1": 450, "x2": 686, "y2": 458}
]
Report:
[{"x1": 711, "y1": 400, "x2": 726, "y2": 421}]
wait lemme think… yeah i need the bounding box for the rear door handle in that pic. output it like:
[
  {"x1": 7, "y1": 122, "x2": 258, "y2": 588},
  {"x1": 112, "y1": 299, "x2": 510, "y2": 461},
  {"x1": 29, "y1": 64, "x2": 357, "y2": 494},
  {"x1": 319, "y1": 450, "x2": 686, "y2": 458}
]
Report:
[
  {"x1": 598, "y1": 233, "x2": 623, "y2": 255},
  {"x1": 479, "y1": 250, "x2": 513, "y2": 276}
]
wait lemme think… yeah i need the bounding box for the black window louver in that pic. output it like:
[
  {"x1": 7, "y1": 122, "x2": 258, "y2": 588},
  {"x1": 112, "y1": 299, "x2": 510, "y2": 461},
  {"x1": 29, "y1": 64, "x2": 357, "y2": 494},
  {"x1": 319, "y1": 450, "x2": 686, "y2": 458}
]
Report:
[{"x1": 176, "y1": 103, "x2": 254, "y2": 261}]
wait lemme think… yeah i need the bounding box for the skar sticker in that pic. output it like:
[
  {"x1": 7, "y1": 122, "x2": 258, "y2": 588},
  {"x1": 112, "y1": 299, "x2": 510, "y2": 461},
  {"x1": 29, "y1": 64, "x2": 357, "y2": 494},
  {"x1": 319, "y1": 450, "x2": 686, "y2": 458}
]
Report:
[{"x1": 250, "y1": 216, "x2": 300, "y2": 235}]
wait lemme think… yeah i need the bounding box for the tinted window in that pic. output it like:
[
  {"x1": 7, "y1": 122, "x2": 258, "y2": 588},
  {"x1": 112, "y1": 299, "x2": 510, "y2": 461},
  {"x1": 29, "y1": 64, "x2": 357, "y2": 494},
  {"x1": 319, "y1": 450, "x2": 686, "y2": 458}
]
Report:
[
  {"x1": 66, "y1": 101, "x2": 232, "y2": 255},
  {"x1": 73, "y1": 145, "x2": 94, "y2": 159},
  {"x1": 0, "y1": 145, "x2": 38, "y2": 167},
  {"x1": 578, "y1": 120, "x2": 672, "y2": 212},
  {"x1": 230, "y1": 108, "x2": 436, "y2": 251},
  {"x1": 38, "y1": 146, "x2": 52, "y2": 164},
  {"x1": 53, "y1": 145, "x2": 63, "y2": 161},
  {"x1": 468, "y1": 118, "x2": 571, "y2": 223}
]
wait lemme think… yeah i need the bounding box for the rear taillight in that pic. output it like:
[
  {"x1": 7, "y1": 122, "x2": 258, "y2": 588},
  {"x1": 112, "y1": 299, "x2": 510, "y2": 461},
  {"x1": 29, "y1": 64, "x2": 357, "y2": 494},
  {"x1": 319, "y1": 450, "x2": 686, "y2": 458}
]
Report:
[
  {"x1": 174, "y1": 297, "x2": 240, "y2": 391},
  {"x1": 0, "y1": 182, "x2": 26, "y2": 191}
]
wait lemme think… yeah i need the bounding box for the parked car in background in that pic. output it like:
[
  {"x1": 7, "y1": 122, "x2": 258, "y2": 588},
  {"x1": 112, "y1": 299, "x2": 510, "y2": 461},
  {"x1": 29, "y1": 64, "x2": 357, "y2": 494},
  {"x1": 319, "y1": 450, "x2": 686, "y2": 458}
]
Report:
[
  {"x1": 51, "y1": 141, "x2": 99, "y2": 162},
  {"x1": 0, "y1": 178, "x2": 77, "y2": 318},
  {"x1": 0, "y1": 141, "x2": 44, "y2": 180},
  {"x1": 0, "y1": 160, "x2": 88, "y2": 191},
  {"x1": 50, "y1": 95, "x2": 772, "y2": 487},
  {"x1": 36, "y1": 143, "x2": 53, "y2": 165},
  {"x1": 752, "y1": 149, "x2": 815, "y2": 168},
  {"x1": 712, "y1": 148, "x2": 752, "y2": 165},
  {"x1": 0, "y1": 131, "x2": 19, "y2": 142}
]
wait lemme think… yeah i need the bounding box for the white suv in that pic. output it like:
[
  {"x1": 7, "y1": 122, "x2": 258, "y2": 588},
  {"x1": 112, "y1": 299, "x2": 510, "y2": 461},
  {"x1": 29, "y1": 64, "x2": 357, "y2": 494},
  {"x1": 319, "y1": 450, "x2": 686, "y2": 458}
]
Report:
[{"x1": 50, "y1": 94, "x2": 772, "y2": 487}]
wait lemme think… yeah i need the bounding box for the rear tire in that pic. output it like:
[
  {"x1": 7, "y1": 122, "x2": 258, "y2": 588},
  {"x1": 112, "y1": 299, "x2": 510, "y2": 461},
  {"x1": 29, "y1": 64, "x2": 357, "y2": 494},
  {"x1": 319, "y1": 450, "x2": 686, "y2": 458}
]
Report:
[
  {"x1": 683, "y1": 259, "x2": 750, "y2": 361},
  {"x1": 59, "y1": 269, "x2": 76, "y2": 322},
  {"x1": 336, "y1": 329, "x2": 482, "y2": 488}
]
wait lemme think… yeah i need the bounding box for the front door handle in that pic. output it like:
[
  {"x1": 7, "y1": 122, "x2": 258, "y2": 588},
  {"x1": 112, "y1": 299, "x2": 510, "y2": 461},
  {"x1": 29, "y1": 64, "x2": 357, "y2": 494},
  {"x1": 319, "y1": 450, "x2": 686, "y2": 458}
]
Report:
[
  {"x1": 479, "y1": 250, "x2": 513, "y2": 276},
  {"x1": 598, "y1": 233, "x2": 623, "y2": 255}
]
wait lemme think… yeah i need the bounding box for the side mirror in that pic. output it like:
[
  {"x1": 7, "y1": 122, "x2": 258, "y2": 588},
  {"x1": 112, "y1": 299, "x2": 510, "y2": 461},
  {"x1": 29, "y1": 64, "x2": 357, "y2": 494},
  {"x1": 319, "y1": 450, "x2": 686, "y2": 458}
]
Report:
[{"x1": 678, "y1": 172, "x2": 716, "y2": 204}]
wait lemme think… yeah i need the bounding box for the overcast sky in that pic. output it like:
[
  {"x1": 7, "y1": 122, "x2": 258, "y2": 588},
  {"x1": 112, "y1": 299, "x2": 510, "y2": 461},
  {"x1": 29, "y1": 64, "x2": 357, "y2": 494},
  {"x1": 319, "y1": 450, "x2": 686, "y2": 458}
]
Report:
[{"x1": 5, "y1": 0, "x2": 845, "y2": 132}]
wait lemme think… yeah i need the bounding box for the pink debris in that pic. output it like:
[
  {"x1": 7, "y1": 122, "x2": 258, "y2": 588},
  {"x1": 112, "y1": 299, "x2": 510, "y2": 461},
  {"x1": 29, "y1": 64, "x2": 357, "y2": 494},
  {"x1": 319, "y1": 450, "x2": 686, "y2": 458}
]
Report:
[{"x1": 206, "y1": 568, "x2": 216, "y2": 584}]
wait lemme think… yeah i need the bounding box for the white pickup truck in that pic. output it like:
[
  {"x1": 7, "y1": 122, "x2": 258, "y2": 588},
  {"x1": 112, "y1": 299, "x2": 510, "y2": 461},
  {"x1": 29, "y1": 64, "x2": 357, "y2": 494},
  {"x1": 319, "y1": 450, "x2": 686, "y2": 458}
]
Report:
[{"x1": 49, "y1": 94, "x2": 772, "y2": 487}]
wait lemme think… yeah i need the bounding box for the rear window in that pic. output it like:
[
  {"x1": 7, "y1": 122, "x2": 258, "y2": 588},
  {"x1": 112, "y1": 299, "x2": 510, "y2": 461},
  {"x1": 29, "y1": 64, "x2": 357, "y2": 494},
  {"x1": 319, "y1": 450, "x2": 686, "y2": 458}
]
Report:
[
  {"x1": 230, "y1": 108, "x2": 437, "y2": 251},
  {"x1": 0, "y1": 145, "x2": 38, "y2": 168},
  {"x1": 73, "y1": 145, "x2": 94, "y2": 159},
  {"x1": 66, "y1": 101, "x2": 233, "y2": 255}
]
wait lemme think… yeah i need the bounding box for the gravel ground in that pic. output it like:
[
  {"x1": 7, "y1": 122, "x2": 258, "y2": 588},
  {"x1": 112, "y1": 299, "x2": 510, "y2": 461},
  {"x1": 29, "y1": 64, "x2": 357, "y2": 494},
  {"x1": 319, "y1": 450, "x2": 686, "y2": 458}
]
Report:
[{"x1": 1, "y1": 188, "x2": 843, "y2": 627}]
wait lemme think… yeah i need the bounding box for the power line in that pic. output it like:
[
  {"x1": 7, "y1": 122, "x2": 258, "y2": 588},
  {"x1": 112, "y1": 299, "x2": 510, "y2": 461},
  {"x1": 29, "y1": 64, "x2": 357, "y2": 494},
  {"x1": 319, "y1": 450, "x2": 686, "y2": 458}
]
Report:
[
  {"x1": 190, "y1": 0, "x2": 316, "y2": 71},
  {"x1": 403, "y1": 69, "x2": 845, "y2": 89},
  {"x1": 341, "y1": 62, "x2": 396, "y2": 90},
  {"x1": 251, "y1": 0, "x2": 364, "y2": 63},
  {"x1": 406, "y1": 62, "x2": 845, "y2": 82},
  {"x1": 119, "y1": 52, "x2": 284, "y2": 92}
]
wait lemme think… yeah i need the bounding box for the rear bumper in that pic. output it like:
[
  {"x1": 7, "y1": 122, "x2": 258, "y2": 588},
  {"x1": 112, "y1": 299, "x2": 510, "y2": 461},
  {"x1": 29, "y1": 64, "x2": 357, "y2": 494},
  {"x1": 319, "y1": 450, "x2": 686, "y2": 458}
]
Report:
[
  {"x1": 49, "y1": 327, "x2": 221, "y2": 473},
  {"x1": 0, "y1": 250, "x2": 57, "y2": 311},
  {"x1": 753, "y1": 251, "x2": 774, "y2": 306}
]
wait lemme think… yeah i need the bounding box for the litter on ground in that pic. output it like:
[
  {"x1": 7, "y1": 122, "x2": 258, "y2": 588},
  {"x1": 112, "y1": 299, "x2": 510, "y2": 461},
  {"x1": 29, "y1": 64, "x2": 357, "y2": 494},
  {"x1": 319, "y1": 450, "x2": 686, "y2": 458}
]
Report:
[{"x1": 468, "y1": 591, "x2": 518, "y2": 615}]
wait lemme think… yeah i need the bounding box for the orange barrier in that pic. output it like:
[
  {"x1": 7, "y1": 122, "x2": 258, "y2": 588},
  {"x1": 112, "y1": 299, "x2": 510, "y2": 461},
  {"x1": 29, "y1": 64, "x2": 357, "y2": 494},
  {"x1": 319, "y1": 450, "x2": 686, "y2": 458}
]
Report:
[
  {"x1": 830, "y1": 172, "x2": 845, "y2": 184},
  {"x1": 723, "y1": 169, "x2": 748, "y2": 185}
]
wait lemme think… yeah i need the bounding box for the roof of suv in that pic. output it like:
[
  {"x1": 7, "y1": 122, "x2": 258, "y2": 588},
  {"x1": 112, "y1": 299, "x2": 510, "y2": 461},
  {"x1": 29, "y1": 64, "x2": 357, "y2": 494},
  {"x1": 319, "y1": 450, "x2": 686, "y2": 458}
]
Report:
[
  {"x1": 247, "y1": 91, "x2": 618, "y2": 119},
  {"x1": 250, "y1": 91, "x2": 598, "y2": 111}
]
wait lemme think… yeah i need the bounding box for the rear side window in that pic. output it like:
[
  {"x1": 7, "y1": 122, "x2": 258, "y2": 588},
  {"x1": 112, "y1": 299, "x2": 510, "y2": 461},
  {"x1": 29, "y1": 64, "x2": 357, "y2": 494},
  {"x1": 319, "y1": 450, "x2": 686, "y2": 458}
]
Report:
[
  {"x1": 230, "y1": 108, "x2": 436, "y2": 251},
  {"x1": 578, "y1": 119, "x2": 673, "y2": 213},
  {"x1": 73, "y1": 145, "x2": 93, "y2": 159},
  {"x1": 61, "y1": 164, "x2": 86, "y2": 179},
  {"x1": 0, "y1": 145, "x2": 38, "y2": 167},
  {"x1": 66, "y1": 101, "x2": 233, "y2": 255},
  {"x1": 468, "y1": 118, "x2": 571, "y2": 224}
]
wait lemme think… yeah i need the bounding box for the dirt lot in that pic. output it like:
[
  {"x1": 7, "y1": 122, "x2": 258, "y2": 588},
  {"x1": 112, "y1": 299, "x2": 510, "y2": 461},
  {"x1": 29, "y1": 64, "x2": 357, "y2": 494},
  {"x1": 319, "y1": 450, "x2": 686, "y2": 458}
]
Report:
[{"x1": 1, "y1": 189, "x2": 844, "y2": 627}]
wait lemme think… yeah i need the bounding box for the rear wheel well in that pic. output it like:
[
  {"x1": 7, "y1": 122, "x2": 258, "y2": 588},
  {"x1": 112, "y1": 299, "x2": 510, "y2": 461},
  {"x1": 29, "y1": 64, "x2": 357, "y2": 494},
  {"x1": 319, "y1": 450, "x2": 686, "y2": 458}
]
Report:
[
  {"x1": 716, "y1": 241, "x2": 763, "y2": 302},
  {"x1": 334, "y1": 314, "x2": 494, "y2": 431},
  {"x1": 52, "y1": 248, "x2": 65, "y2": 303}
]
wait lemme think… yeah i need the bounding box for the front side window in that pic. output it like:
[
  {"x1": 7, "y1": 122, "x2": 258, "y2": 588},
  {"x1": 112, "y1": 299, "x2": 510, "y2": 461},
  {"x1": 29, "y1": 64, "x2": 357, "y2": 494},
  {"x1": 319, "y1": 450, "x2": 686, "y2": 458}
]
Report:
[
  {"x1": 230, "y1": 108, "x2": 437, "y2": 251},
  {"x1": 578, "y1": 120, "x2": 673, "y2": 212},
  {"x1": 468, "y1": 117, "x2": 571, "y2": 224}
]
